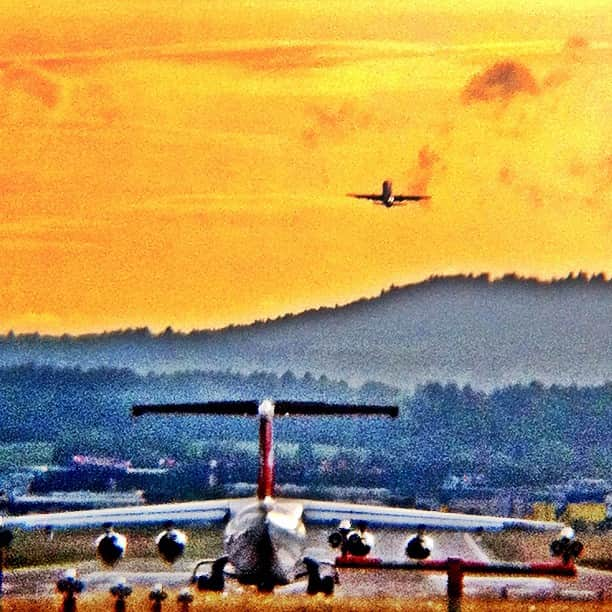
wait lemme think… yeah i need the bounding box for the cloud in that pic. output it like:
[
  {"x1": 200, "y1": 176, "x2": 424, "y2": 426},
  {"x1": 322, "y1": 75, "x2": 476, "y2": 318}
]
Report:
[
  {"x1": 461, "y1": 61, "x2": 539, "y2": 104},
  {"x1": 1, "y1": 63, "x2": 60, "y2": 107},
  {"x1": 9, "y1": 39, "x2": 481, "y2": 76},
  {"x1": 543, "y1": 37, "x2": 593, "y2": 88},
  {"x1": 302, "y1": 101, "x2": 373, "y2": 147},
  {"x1": 407, "y1": 145, "x2": 442, "y2": 195},
  {"x1": 21, "y1": 42, "x2": 384, "y2": 75},
  {"x1": 565, "y1": 36, "x2": 589, "y2": 52},
  {"x1": 497, "y1": 166, "x2": 515, "y2": 185},
  {"x1": 0, "y1": 57, "x2": 126, "y2": 130}
]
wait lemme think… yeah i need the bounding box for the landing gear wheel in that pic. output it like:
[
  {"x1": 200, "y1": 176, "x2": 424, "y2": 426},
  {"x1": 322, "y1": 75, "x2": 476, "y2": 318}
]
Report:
[
  {"x1": 320, "y1": 575, "x2": 335, "y2": 595},
  {"x1": 258, "y1": 578, "x2": 275, "y2": 593}
]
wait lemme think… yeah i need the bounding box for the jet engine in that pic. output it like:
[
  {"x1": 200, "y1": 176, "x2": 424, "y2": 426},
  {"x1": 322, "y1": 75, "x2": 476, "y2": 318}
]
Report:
[
  {"x1": 345, "y1": 529, "x2": 373, "y2": 556},
  {"x1": 550, "y1": 527, "x2": 583, "y2": 564},
  {"x1": 155, "y1": 523, "x2": 187, "y2": 564},
  {"x1": 328, "y1": 520, "x2": 373, "y2": 557},
  {"x1": 328, "y1": 531, "x2": 343, "y2": 548},
  {"x1": 95, "y1": 524, "x2": 127, "y2": 566},
  {"x1": 328, "y1": 519, "x2": 351, "y2": 554},
  {"x1": 405, "y1": 527, "x2": 434, "y2": 560}
]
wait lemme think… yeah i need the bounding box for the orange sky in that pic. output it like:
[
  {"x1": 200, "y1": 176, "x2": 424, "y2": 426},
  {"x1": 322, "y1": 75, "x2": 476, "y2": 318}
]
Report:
[{"x1": 1, "y1": 1, "x2": 610, "y2": 334}]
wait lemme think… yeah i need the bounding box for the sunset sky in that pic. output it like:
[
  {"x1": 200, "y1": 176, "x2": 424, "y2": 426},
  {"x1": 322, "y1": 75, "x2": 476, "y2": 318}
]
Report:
[{"x1": 1, "y1": 1, "x2": 610, "y2": 334}]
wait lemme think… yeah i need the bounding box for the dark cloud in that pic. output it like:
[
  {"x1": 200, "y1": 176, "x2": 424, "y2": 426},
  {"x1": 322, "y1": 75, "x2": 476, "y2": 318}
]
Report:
[
  {"x1": 1, "y1": 64, "x2": 60, "y2": 107},
  {"x1": 408, "y1": 145, "x2": 441, "y2": 194},
  {"x1": 461, "y1": 61, "x2": 539, "y2": 104}
]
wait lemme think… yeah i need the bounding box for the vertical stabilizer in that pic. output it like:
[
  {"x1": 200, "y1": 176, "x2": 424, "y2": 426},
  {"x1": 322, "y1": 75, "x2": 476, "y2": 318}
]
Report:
[
  {"x1": 257, "y1": 400, "x2": 275, "y2": 500},
  {"x1": 132, "y1": 400, "x2": 397, "y2": 502},
  {"x1": 382, "y1": 180, "x2": 392, "y2": 201}
]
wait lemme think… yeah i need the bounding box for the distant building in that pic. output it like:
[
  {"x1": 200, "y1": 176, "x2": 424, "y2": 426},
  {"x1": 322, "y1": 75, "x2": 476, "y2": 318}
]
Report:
[
  {"x1": 72, "y1": 455, "x2": 132, "y2": 472},
  {"x1": 8, "y1": 490, "x2": 145, "y2": 513},
  {"x1": 445, "y1": 493, "x2": 513, "y2": 517},
  {"x1": 561, "y1": 502, "x2": 607, "y2": 526},
  {"x1": 530, "y1": 501, "x2": 557, "y2": 522}
]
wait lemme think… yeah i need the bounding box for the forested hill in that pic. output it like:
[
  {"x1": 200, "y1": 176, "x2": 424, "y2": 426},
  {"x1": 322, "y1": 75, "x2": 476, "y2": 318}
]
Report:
[{"x1": 1, "y1": 274, "x2": 610, "y2": 389}]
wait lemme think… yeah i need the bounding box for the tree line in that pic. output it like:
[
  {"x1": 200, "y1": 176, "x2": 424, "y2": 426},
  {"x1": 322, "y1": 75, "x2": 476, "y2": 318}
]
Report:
[{"x1": 0, "y1": 365, "x2": 609, "y2": 498}]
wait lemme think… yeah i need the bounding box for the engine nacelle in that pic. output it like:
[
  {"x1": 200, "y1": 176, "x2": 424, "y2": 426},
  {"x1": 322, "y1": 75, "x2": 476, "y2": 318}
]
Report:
[
  {"x1": 156, "y1": 526, "x2": 187, "y2": 564},
  {"x1": 95, "y1": 526, "x2": 127, "y2": 566},
  {"x1": 405, "y1": 533, "x2": 434, "y2": 560},
  {"x1": 550, "y1": 527, "x2": 583, "y2": 564},
  {"x1": 345, "y1": 529, "x2": 373, "y2": 557},
  {"x1": 328, "y1": 531, "x2": 343, "y2": 548}
]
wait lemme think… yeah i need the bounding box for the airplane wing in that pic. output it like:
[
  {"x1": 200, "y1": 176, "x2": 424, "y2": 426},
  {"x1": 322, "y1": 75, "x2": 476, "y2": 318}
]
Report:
[
  {"x1": 2, "y1": 499, "x2": 231, "y2": 530},
  {"x1": 3, "y1": 497, "x2": 562, "y2": 533},
  {"x1": 301, "y1": 500, "x2": 563, "y2": 532},
  {"x1": 347, "y1": 194, "x2": 384, "y2": 201},
  {"x1": 393, "y1": 195, "x2": 431, "y2": 202}
]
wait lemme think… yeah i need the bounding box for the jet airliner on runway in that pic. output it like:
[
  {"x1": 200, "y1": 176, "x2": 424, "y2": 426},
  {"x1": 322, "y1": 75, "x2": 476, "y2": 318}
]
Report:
[
  {"x1": 2, "y1": 400, "x2": 567, "y2": 595},
  {"x1": 348, "y1": 180, "x2": 431, "y2": 207}
]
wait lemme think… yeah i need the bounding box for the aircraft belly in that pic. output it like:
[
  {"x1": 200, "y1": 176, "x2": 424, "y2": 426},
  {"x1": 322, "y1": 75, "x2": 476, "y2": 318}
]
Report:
[
  {"x1": 268, "y1": 516, "x2": 305, "y2": 583},
  {"x1": 225, "y1": 508, "x2": 306, "y2": 586}
]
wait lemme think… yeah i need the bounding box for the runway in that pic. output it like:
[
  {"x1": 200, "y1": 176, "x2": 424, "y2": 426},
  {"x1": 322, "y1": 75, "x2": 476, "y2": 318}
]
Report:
[{"x1": 2, "y1": 527, "x2": 609, "y2": 602}]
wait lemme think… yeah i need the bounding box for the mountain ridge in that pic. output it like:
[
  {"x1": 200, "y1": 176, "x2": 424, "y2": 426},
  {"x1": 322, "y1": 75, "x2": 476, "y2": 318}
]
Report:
[{"x1": 1, "y1": 273, "x2": 610, "y2": 390}]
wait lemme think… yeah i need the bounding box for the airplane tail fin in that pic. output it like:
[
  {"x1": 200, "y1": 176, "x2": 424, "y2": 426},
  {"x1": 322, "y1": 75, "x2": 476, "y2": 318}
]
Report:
[{"x1": 133, "y1": 401, "x2": 398, "y2": 501}]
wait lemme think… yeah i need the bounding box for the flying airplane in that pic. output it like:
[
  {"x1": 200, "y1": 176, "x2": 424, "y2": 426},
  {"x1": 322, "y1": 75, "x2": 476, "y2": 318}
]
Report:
[
  {"x1": 348, "y1": 180, "x2": 431, "y2": 208},
  {"x1": 2, "y1": 400, "x2": 568, "y2": 595}
]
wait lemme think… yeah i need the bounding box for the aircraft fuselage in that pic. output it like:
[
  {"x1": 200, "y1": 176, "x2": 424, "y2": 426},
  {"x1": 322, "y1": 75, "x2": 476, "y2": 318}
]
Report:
[
  {"x1": 347, "y1": 179, "x2": 430, "y2": 206},
  {"x1": 382, "y1": 180, "x2": 394, "y2": 206},
  {"x1": 224, "y1": 498, "x2": 306, "y2": 587}
]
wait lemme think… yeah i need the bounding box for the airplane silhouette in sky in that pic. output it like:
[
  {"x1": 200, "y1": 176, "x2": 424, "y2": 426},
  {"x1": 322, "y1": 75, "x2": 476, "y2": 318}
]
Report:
[{"x1": 348, "y1": 180, "x2": 430, "y2": 207}]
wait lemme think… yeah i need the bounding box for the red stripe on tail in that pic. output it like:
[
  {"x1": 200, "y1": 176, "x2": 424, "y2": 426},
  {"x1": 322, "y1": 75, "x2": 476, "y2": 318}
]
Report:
[{"x1": 257, "y1": 412, "x2": 274, "y2": 499}]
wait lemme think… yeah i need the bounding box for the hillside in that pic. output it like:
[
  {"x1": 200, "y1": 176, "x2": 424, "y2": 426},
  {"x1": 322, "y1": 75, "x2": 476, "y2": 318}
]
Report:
[{"x1": 1, "y1": 274, "x2": 610, "y2": 389}]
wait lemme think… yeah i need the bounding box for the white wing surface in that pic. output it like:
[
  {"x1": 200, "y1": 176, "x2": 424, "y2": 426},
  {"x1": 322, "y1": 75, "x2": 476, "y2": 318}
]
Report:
[
  {"x1": 3, "y1": 499, "x2": 231, "y2": 530},
  {"x1": 301, "y1": 499, "x2": 563, "y2": 532}
]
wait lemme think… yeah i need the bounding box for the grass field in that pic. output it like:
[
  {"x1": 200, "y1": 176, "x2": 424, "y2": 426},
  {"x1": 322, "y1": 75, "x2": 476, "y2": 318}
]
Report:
[
  {"x1": 481, "y1": 529, "x2": 612, "y2": 570},
  {"x1": 5, "y1": 526, "x2": 223, "y2": 569},
  {"x1": 6, "y1": 525, "x2": 610, "y2": 571},
  {"x1": 1, "y1": 592, "x2": 611, "y2": 612},
  {"x1": 1, "y1": 526, "x2": 609, "y2": 611}
]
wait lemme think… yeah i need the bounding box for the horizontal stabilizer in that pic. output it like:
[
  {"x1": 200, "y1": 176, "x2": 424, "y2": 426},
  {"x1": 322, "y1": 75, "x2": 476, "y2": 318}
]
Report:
[
  {"x1": 133, "y1": 401, "x2": 259, "y2": 417},
  {"x1": 274, "y1": 401, "x2": 398, "y2": 417},
  {"x1": 133, "y1": 401, "x2": 398, "y2": 418}
]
